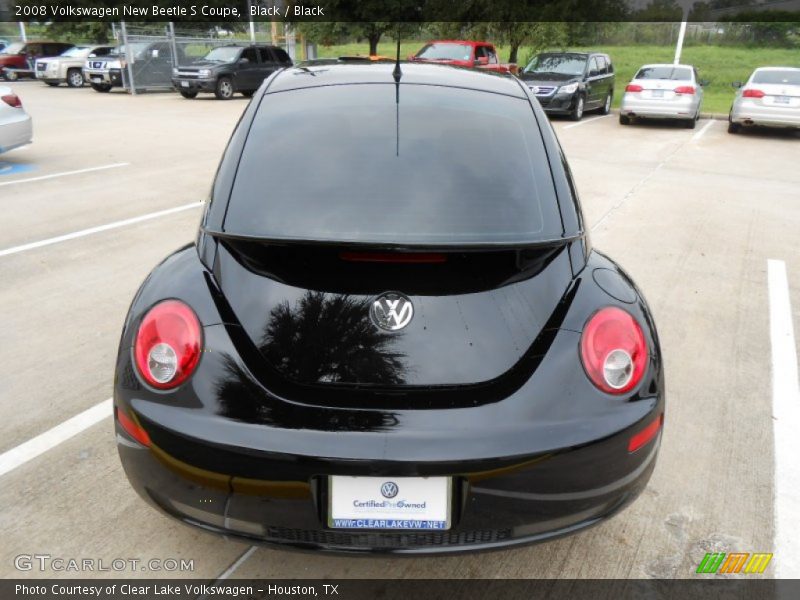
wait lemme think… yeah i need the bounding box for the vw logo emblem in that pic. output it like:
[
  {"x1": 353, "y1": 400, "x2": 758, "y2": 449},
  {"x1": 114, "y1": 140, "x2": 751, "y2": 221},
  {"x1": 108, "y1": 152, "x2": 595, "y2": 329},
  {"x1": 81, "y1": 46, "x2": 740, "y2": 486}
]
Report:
[
  {"x1": 380, "y1": 481, "x2": 399, "y2": 499},
  {"x1": 530, "y1": 85, "x2": 539, "y2": 94},
  {"x1": 370, "y1": 293, "x2": 413, "y2": 332}
]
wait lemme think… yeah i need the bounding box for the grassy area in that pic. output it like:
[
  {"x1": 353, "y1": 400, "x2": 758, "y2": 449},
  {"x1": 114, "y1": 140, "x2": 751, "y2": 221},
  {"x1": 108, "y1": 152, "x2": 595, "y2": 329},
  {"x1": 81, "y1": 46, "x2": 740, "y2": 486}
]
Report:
[{"x1": 316, "y1": 42, "x2": 799, "y2": 114}]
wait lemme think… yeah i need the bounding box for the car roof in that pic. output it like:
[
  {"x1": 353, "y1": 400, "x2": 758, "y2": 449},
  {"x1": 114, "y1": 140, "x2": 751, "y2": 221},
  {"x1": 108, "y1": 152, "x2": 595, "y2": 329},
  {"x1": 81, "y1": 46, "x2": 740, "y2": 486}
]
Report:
[
  {"x1": 425, "y1": 40, "x2": 493, "y2": 46},
  {"x1": 753, "y1": 66, "x2": 800, "y2": 72},
  {"x1": 268, "y1": 62, "x2": 526, "y2": 98}
]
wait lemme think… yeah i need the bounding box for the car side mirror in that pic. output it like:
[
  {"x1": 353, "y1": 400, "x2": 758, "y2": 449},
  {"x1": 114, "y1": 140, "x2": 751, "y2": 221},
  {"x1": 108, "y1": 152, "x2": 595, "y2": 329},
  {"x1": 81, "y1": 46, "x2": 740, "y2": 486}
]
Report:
[
  {"x1": 589, "y1": 70, "x2": 600, "y2": 78},
  {"x1": 151, "y1": 49, "x2": 159, "y2": 58},
  {"x1": 732, "y1": 81, "x2": 743, "y2": 89},
  {"x1": 239, "y1": 57, "x2": 250, "y2": 64},
  {"x1": 699, "y1": 79, "x2": 710, "y2": 87},
  {"x1": 475, "y1": 57, "x2": 489, "y2": 66}
]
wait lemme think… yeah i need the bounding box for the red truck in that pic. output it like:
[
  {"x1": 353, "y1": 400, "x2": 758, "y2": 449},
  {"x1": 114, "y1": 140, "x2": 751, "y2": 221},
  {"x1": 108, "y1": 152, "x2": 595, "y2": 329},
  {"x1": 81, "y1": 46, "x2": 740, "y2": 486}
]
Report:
[
  {"x1": 0, "y1": 41, "x2": 73, "y2": 80},
  {"x1": 409, "y1": 40, "x2": 518, "y2": 74}
]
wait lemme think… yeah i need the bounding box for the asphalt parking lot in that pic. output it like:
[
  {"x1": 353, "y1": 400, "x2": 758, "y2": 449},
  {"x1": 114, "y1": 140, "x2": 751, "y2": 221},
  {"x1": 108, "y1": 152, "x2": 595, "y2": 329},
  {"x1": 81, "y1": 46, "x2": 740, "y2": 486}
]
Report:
[{"x1": 1, "y1": 81, "x2": 798, "y2": 580}]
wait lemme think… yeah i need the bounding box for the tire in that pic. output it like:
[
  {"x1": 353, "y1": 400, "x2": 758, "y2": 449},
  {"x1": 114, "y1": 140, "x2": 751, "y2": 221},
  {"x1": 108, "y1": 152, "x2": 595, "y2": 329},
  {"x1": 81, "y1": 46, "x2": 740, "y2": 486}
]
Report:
[
  {"x1": 5, "y1": 70, "x2": 18, "y2": 82},
  {"x1": 45, "y1": 81, "x2": 60, "y2": 87},
  {"x1": 214, "y1": 76, "x2": 234, "y2": 100},
  {"x1": 569, "y1": 95, "x2": 585, "y2": 121},
  {"x1": 179, "y1": 90, "x2": 198, "y2": 99},
  {"x1": 728, "y1": 121, "x2": 740, "y2": 134},
  {"x1": 241, "y1": 90, "x2": 254, "y2": 98},
  {"x1": 90, "y1": 82, "x2": 111, "y2": 93},
  {"x1": 599, "y1": 93, "x2": 612, "y2": 115},
  {"x1": 66, "y1": 68, "x2": 84, "y2": 88},
  {"x1": 685, "y1": 116, "x2": 697, "y2": 129},
  {"x1": 619, "y1": 114, "x2": 630, "y2": 125}
]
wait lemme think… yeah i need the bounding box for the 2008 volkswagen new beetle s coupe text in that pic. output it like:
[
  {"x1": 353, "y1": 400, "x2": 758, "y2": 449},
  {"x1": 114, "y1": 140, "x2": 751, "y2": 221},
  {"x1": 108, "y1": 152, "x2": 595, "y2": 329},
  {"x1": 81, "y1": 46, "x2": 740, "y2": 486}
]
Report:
[{"x1": 113, "y1": 62, "x2": 664, "y2": 554}]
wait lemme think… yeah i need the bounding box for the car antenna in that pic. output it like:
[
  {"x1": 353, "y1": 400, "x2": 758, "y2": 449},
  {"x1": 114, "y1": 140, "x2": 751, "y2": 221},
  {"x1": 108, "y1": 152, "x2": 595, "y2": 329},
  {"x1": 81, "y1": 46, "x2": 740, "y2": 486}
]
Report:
[{"x1": 393, "y1": 37, "x2": 402, "y2": 83}]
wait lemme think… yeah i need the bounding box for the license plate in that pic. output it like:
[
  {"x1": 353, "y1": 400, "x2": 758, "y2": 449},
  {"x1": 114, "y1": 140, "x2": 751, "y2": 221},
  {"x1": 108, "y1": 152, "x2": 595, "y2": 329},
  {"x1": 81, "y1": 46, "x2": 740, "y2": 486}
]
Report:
[
  {"x1": 775, "y1": 96, "x2": 790, "y2": 104},
  {"x1": 180, "y1": 81, "x2": 189, "y2": 88},
  {"x1": 328, "y1": 476, "x2": 451, "y2": 530},
  {"x1": 651, "y1": 89, "x2": 664, "y2": 98},
  {"x1": 91, "y1": 76, "x2": 102, "y2": 82}
]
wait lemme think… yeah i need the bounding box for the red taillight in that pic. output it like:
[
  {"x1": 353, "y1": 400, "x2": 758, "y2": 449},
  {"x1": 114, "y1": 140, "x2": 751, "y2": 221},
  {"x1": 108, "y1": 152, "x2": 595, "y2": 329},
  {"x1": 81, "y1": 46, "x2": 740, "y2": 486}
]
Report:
[
  {"x1": 742, "y1": 88, "x2": 765, "y2": 98},
  {"x1": 628, "y1": 414, "x2": 663, "y2": 453},
  {"x1": 580, "y1": 307, "x2": 648, "y2": 394},
  {"x1": 625, "y1": 84, "x2": 643, "y2": 93},
  {"x1": 133, "y1": 300, "x2": 202, "y2": 390},
  {"x1": 674, "y1": 86, "x2": 695, "y2": 95},
  {"x1": 339, "y1": 252, "x2": 447, "y2": 264},
  {"x1": 1, "y1": 94, "x2": 22, "y2": 108},
  {"x1": 116, "y1": 407, "x2": 151, "y2": 447}
]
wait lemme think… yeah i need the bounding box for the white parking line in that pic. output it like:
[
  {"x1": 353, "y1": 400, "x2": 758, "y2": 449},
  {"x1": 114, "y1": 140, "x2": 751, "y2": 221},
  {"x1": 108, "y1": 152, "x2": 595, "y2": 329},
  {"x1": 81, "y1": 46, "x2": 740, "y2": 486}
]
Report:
[
  {"x1": 197, "y1": 546, "x2": 258, "y2": 598},
  {"x1": 0, "y1": 399, "x2": 112, "y2": 478},
  {"x1": 563, "y1": 114, "x2": 612, "y2": 130},
  {"x1": 0, "y1": 201, "x2": 203, "y2": 258},
  {"x1": 691, "y1": 119, "x2": 715, "y2": 142},
  {"x1": 767, "y1": 259, "x2": 800, "y2": 578},
  {"x1": 0, "y1": 162, "x2": 129, "y2": 187}
]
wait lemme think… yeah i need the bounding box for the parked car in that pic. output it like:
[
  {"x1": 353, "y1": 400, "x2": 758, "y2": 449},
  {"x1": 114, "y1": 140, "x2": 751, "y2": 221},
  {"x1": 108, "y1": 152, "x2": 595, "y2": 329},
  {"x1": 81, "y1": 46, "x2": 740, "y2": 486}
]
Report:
[
  {"x1": 0, "y1": 41, "x2": 74, "y2": 81},
  {"x1": 0, "y1": 87, "x2": 32, "y2": 154},
  {"x1": 113, "y1": 63, "x2": 664, "y2": 554},
  {"x1": 172, "y1": 45, "x2": 292, "y2": 99},
  {"x1": 728, "y1": 67, "x2": 800, "y2": 134},
  {"x1": 35, "y1": 45, "x2": 116, "y2": 87},
  {"x1": 519, "y1": 52, "x2": 615, "y2": 120},
  {"x1": 409, "y1": 40, "x2": 517, "y2": 74},
  {"x1": 619, "y1": 64, "x2": 705, "y2": 128},
  {"x1": 84, "y1": 42, "x2": 184, "y2": 92}
]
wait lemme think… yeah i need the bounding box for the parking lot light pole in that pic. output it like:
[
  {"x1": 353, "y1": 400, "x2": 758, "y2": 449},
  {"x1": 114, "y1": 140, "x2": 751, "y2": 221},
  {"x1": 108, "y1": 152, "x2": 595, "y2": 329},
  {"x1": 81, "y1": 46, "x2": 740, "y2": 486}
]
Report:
[
  {"x1": 120, "y1": 21, "x2": 137, "y2": 96},
  {"x1": 674, "y1": 12, "x2": 688, "y2": 65}
]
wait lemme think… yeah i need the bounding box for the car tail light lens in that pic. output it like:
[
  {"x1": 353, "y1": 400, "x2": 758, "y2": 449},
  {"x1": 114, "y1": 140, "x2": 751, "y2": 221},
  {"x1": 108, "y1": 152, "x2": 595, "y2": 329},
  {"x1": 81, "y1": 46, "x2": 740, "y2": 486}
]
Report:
[
  {"x1": 2, "y1": 94, "x2": 22, "y2": 108},
  {"x1": 674, "y1": 86, "x2": 695, "y2": 95},
  {"x1": 742, "y1": 88, "x2": 765, "y2": 98},
  {"x1": 580, "y1": 307, "x2": 648, "y2": 394},
  {"x1": 134, "y1": 300, "x2": 202, "y2": 389},
  {"x1": 625, "y1": 84, "x2": 643, "y2": 93},
  {"x1": 628, "y1": 414, "x2": 663, "y2": 453}
]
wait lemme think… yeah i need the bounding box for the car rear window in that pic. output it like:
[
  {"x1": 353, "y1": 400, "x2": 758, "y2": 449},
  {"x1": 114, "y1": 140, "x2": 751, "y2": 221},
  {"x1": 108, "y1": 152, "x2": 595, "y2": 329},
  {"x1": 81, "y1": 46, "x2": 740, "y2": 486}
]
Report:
[
  {"x1": 635, "y1": 66, "x2": 692, "y2": 80},
  {"x1": 223, "y1": 84, "x2": 564, "y2": 244},
  {"x1": 752, "y1": 70, "x2": 800, "y2": 85}
]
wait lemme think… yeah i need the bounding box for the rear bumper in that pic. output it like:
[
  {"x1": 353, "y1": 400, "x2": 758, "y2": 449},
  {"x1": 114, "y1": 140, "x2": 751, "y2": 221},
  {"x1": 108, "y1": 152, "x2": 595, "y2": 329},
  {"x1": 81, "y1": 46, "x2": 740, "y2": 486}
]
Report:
[
  {"x1": 620, "y1": 93, "x2": 698, "y2": 119},
  {"x1": 731, "y1": 100, "x2": 800, "y2": 128},
  {"x1": 0, "y1": 112, "x2": 33, "y2": 154}
]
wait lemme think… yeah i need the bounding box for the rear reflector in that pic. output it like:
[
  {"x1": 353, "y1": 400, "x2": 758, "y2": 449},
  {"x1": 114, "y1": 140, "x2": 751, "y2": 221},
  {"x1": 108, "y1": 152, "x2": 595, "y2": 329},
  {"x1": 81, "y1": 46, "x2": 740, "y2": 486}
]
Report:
[
  {"x1": 116, "y1": 407, "x2": 151, "y2": 447},
  {"x1": 625, "y1": 84, "x2": 643, "y2": 93},
  {"x1": 674, "y1": 86, "x2": 695, "y2": 95},
  {"x1": 628, "y1": 414, "x2": 663, "y2": 453},
  {"x1": 742, "y1": 89, "x2": 765, "y2": 98},
  {"x1": 339, "y1": 252, "x2": 447, "y2": 264}
]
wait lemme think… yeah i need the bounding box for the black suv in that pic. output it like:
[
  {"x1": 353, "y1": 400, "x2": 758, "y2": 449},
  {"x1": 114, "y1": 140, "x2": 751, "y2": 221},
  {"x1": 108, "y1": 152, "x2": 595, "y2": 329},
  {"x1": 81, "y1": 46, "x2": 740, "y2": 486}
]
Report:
[
  {"x1": 172, "y1": 45, "x2": 292, "y2": 99},
  {"x1": 519, "y1": 52, "x2": 615, "y2": 120}
]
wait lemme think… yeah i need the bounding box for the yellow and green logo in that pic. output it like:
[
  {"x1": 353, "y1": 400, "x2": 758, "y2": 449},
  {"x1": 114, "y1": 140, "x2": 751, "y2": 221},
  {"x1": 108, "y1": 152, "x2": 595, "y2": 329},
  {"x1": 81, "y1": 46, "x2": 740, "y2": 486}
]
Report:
[{"x1": 696, "y1": 552, "x2": 773, "y2": 574}]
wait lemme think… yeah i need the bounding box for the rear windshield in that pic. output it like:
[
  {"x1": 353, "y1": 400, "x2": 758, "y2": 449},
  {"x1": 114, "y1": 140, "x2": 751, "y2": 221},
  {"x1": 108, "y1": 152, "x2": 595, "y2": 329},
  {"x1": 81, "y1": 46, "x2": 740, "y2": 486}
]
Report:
[
  {"x1": 415, "y1": 43, "x2": 472, "y2": 61},
  {"x1": 752, "y1": 70, "x2": 800, "y2": 85},
  {"x1": 635, "y1": 66, "x2": 692, "y2": 80},
  {"x1": 223, "y1": 84, "x2": 563, "y2": 244}
]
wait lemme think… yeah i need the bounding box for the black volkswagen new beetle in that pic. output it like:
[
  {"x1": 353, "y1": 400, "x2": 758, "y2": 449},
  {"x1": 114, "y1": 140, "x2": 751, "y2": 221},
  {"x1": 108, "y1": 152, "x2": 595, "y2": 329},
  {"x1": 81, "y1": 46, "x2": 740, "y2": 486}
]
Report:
[{"x1": 114, "y1": 62, "x2": 664, "y2": 554}]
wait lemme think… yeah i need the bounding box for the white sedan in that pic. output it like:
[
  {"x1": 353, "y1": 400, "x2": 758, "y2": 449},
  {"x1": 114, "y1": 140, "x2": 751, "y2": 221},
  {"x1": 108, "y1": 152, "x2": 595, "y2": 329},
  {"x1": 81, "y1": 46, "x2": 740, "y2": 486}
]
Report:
[
  {"x1": 729, "y1": 67, "x2": 800, "y2": 133},
  {"x1": 0, "y1": 86, "x2": 32, "y2": 154},
  {"x1": 619, "y1": 63, "x2": 705, "y2": 128}
]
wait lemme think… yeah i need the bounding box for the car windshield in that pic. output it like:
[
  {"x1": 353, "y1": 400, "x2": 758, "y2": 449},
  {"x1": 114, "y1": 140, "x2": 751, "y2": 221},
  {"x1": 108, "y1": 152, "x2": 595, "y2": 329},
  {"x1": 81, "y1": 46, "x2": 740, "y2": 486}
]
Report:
[
  {"x1": 203, "y1": 47, "x2": 241, "y2": 62},
  {"x1": 1, "y1": 42, "x2": 24, "y2": 55},
  {"x1": 635, "y1": 66, "x2": 692, "y2": 80},
  {"x1": 752, "y1": 70, "x2": 800, "y2": 85},
  {"x1": 415, "y1": 43, "x2": 472, "y2": 61},
  {"x1": 60, "y1": 46, "x2": 92, "y2": 58},
  {"x1": 224, "y1": 84, "x2": 564, "y2": 244},
  {"x1": 523, "y1": 55, "x2": 586, "y2": 76}
]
